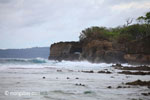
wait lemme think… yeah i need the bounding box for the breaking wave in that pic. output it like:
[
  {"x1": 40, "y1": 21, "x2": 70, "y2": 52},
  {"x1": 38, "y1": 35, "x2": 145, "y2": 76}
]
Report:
[{"x1": 0, "y1": 58, "x2": 47, "y2": 64}]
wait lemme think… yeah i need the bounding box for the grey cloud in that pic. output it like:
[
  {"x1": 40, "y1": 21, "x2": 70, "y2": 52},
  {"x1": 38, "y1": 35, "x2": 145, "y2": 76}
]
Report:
[
  {"x1": 0, "y1": 0, "x2": 149, "y2": 48},
  {"x1": 0, "y1": 0, "x2": 12, "y2": 4}
]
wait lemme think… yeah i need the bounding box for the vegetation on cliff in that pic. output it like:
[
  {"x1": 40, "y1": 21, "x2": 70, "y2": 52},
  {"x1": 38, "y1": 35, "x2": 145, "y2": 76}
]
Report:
[{"x1": 79, "y1": 12, "x2": 150, "y2": 43}]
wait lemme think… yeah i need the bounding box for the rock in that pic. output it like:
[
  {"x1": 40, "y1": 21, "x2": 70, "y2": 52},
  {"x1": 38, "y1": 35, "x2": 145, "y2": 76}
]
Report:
[
  {"x1": 141, "y1": 92, "x2": 150, "y2": 96},
  {"x1": 124, "y1": 36, "x2": 150, "y2": 64},
  {"x1": 75, "y1": 77, "x2": 79, "y2": 79},
  {"x1": 126, "y1": 80, "x2": 150, "y2": 86},
  {"x1": 48, "y1": 36, "x2": 150, "y2": 64},
  {"x1": 43, "y1": 77, "x2": 45, "y2": 79},
  {"x1": 57, "y1": 70, "x2": 62, "y2": 72},
  {"x1": 81, "y1": 70, "x2": 94, "y2": 73},
  {"x1": 117, "y1": 86, "x2": 122, "y2": 88},
  {"x1": 107, "y1": 86, "x2": 112, "y2": 88},
  {"x1": 75, "y1": 83, "x2": 85, "y2": 86},
  {"x1": 104, "y1": 51, "x2": 126, "y2": 63},
  {"x1": 16, "y1": 82, "x2": 20, "y2": 84},
  {"x1": 115, "y1": 65, "x2": 150, "y2": 71},
  {"x1": 49, "y1": 42, "x2": 82, "y2": 61},
  {"x1": 117, "y1": 86, "x2": 131, "y2": 88},
  {"x1": 66, "y1": 77, "x2": 70, "y2": 79},
  {"x1": 84, "y1": 91, "x2": 92, "y2": 94},
  {"x1": 124, "y1": 54, "x2": 150, "y2": 64},
  {"x1": 115, "y1": 63, "x2": 122, "y2": 67},
  {"x1": 111, "y1": 76, "x2": 115, "y2": 78},
  {"x1": 81, "y1": 40, "x2": 126, "y2": 63},
  {"x1": 97, "y1": 70, "x2": 111, "y2": 74},
  {"x1": 118, "y1": 71, "x2": 150, "y2": 75}
]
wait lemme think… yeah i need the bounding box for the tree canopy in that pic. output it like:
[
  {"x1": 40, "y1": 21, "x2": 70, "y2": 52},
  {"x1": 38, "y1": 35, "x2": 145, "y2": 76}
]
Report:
[{"x1": 79, "y1": 11, "x2": 150, "y2": 42}]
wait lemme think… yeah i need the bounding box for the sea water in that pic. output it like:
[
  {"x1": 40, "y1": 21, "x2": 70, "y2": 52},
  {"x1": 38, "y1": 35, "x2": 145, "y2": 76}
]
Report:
[
  {"x1": 0, "y1": 58, "x2": 114, "y2": 70},
  {"x1": 0, "y1": 58, "x2": 149, "y2": 100}
]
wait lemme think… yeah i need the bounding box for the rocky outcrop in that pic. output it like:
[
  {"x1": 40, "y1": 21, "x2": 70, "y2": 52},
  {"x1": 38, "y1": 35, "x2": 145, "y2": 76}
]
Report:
[
  {"x1": 49, "y1": 42, "x2": 82, "y2": 61},
  {"x1": 124, "y1": 36, "x2": 150, "y2": 64},
  {"x1": 49, "y1": 36, "x2": 150, "y2": 64},
  {"x1": 80, "y1": 40, "x2": 126, "y2": 63}
]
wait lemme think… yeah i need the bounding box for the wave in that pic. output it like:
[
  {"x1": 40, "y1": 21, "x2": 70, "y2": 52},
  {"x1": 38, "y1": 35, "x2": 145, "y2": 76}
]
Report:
[
  {"x1": 0, "y1": 58, "x2": 47, "y2": 64},
  {"x1": 0, "y1": 58, "x2": 131, "y2": 70}
]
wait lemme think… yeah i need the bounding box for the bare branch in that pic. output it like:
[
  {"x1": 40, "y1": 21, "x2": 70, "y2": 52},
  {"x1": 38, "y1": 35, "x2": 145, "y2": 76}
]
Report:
[{"x1": 126, "y1": 18, "x2": 133, "y2": 26}]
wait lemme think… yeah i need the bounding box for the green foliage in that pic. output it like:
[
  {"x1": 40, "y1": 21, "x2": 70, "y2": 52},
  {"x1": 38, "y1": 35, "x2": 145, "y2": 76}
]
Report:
[
  {"x1": 79, "y1": 26, "x2": 124, "y2": 41},
  {"x1": 79, "y1": 11, "x2": 150, "y2": 42},
  {"x1": 137, "y1": 12, "x2": 150, "y2": 24},
  {"x1": 79, "y1": 26, "x2": 111, "y2": 41},
  {"x1": 120, "y1": 24, "x2": 150, "y2": 40}
]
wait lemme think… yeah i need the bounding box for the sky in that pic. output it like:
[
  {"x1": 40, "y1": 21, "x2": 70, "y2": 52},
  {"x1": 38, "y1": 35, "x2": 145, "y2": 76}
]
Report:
[{"x1": 0, "y1": 0, "x2": 150, "y2": 49}]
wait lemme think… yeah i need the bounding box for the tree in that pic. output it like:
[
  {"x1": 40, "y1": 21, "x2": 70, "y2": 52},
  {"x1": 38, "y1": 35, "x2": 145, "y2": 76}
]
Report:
[
  {"x1": 126, "y1": 18, "x2": 133, "y2": 26},
  {"x1": 137, "y1": 12, "x2": 150, "y2": 24},
  {"x1": 79, "y1": 26, "x2": 110, "y2": 41}
]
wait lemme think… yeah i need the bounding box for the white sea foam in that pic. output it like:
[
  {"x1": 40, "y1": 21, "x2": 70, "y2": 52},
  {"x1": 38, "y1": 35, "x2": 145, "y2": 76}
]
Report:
[{"x1": 0, "y1": 58, "x2": 132, "y2": 70}]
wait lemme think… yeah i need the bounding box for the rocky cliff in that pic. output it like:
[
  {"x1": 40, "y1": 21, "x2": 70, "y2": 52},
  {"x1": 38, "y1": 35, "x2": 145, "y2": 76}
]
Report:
[
  {"x1": 49, "y1": 42, "x2": 82, "y2": 61},
  {"x1": 49, "y1": 36, "x2": 150, "y2": 64},
  {"x1": 124, "y1": 36, "x2": 150, "y2": 64}
]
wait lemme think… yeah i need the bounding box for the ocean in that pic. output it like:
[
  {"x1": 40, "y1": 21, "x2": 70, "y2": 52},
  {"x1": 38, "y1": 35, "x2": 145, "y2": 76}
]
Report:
[
  {"x1": 0, "y1": 58, "x2": 114, "y2": 70},
  {"x1": 0, "y1": 58, "x2": 149, "y2": 100}
]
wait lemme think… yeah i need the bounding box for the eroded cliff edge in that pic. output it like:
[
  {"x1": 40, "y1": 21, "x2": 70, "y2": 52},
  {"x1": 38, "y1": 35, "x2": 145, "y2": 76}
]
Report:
[
  {"x1": 49, "y1": 42, "x2": 83, "y2": 61},
  {"x1": 49, "y1": 36, "x2": 150, "y2": 64}
]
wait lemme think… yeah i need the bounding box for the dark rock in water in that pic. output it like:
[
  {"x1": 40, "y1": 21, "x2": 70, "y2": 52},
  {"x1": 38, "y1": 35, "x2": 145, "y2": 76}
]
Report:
[
  {"x1": 81, "y1": 70, "x2": 94, "y2": 73},
  {"x1": 117, "y1": 86, "x2": 122, "y2": 88},
  {"x1": 66, "y1": 77, "x2": 70, "y2": 79},
  {"x1": 126, "y1": 80, "x2": 150, "y2": 86},
  {"x1": 111, "y1": 76, "x2": 115, "y2": 78},
  {"x1": 75, "y1": 77, "x2": 79, "y2": 79},
  {"x1": 43, "y1": 77, "x2": 46, "y2": 79},
  {"x1": 75, "y1": 83, "x2": 85, "y2": 86},
  {"x1": 115, "y1": 64, "x2": 122, "y2": 67},
  {"x1": 116, "y1": 65, "x2": 150, "y2": 71},
  {"x1": 126, "y1": 76, "x2": 130, "y2": 78},
  {"x1": 141, "y1": 92, "x2": 150, "y2": 96},
  {"x1": 116, "y1": 86, "x2": 130, "y2": 88},
  {"x1": 97, "y1": 70, "x2": 112, "y2": 74},
  {"x1": 118, "y1": 71, "x2": 150, "y2": 75},
  {"x1": 107, "y1": 86, "x2": 112, "y2": 89},
  {"x1": 84, "y1": 91, "x2": 92, "y2": 94},
  {"x1": 57, "y1": 70, "x2": 62, "y2": 72},
  {"x1": 16, "y1": 82, "x2": 20, "y2": 84},
  {"x1": 112, "y1": 64, "x2": 123, "y2": 68}
]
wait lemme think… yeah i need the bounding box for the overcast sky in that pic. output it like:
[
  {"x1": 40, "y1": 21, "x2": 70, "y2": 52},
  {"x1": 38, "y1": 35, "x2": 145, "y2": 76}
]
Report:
[{"x1": 0, "y1": 0, "x2": 150, "y2": 49}]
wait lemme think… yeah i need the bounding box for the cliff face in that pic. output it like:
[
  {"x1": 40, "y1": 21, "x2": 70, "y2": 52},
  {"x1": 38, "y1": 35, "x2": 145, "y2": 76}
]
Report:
[
  {"x1": 81, "y1": 40, "x2": 126, "y2": 63},
  {"x1": 49, "y1": 36, "x2": 150, "y2": 64},
  {"x1": 124, "y1": 36, "x2": 150, "y2": 64},
  {"x1": 49, "y1": 42, "x2": 82, "y2": 61}
]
